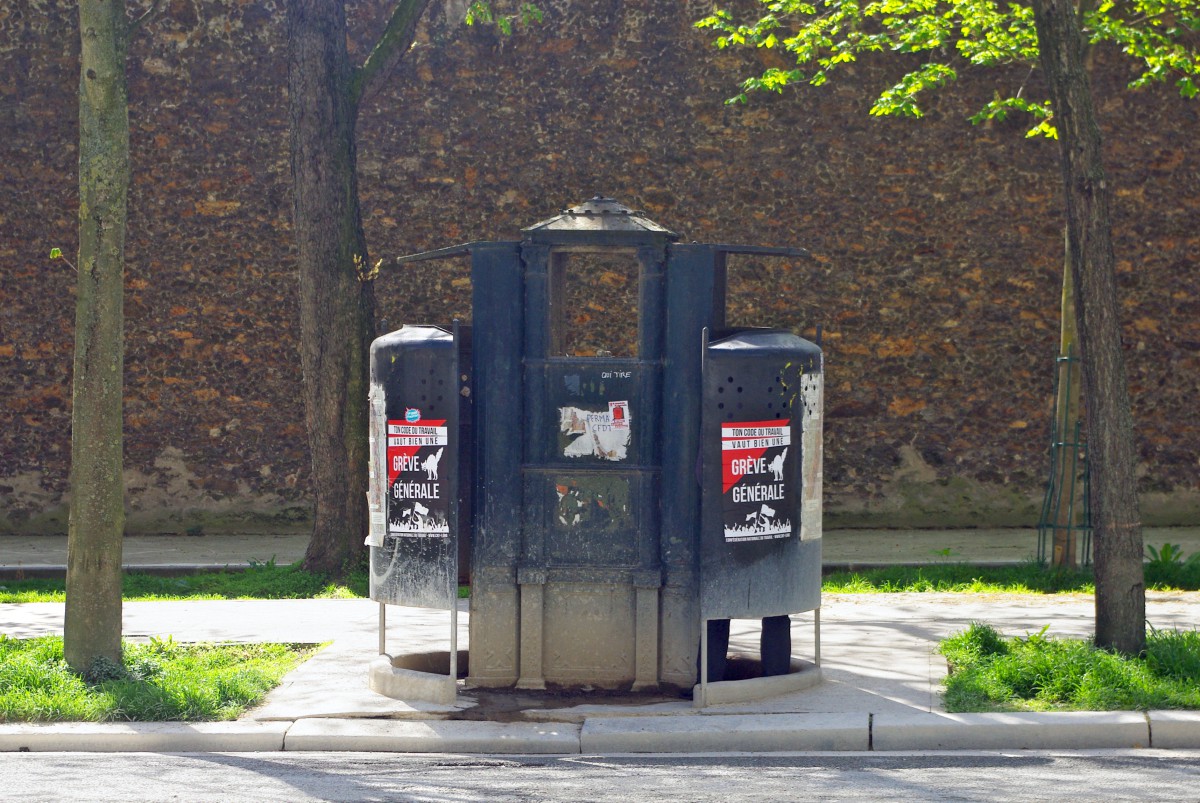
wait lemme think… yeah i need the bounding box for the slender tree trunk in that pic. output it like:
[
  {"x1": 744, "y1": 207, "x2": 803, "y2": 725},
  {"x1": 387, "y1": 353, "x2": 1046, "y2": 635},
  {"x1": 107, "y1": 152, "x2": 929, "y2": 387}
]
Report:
[
  {"x1": 1051, "y1": 230, "x2": 1082, "y2": 568},
  {"x1": 1032, "y1": 0, "x2": 1145, "y2": 653},
  {"x1": 286, "y1": 0, "x2": 374, "y2": 574},
  {"x1": 65, "y1": 0, "x2": 130, "y2": 671}
]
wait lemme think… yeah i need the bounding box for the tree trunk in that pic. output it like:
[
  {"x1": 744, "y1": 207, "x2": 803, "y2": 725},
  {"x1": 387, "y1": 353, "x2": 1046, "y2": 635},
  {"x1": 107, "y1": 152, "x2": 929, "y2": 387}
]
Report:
[
  {"x1": 286, "y1": 0, "x2": 374, "y2": 575},
  {"x1": 1031, "y1": 0, "x2": 1145, "y2": 653},
  {"x1": 65, "y1": 0, "x2": 130, "y2": 672}
]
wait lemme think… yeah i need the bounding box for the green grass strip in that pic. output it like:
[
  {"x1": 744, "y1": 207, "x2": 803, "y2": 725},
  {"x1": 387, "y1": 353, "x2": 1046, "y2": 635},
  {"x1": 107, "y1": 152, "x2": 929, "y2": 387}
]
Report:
[
  {"x1": 0, "y1": 635, "x2": 320, "y2": 722},
  {"x1": 822, "y1": 562, "x2": 1098, "y2": 594},
  {"x1": 939, "y1": 622, "x2": 1200, "y2": 712}
]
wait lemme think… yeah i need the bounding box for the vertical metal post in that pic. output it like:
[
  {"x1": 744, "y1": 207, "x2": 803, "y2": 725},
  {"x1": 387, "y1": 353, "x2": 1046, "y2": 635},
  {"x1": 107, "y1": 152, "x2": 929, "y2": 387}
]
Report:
[
  {"x1": 814, "y1": 607, "x2": 821, "y2": 667},
  {"x1": 450, "y1": 590, "x2": 459, "y2": 685},
  {"x1": 449, "y1": 320, "x2": 461, "y2": 689},
  {"x1": 697, "y1": 327, "x2": 710, "y2": 710},
  {"x1": 378, "y1": 602, "x2": 386, "y2": 656}
]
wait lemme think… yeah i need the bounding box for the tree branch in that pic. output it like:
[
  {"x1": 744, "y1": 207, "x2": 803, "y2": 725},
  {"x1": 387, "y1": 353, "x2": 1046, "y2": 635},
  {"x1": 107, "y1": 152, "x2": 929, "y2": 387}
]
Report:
[
  {"x1": 350, "y1": 0, "x2": 435, "y2": 112},
  {"x1": 129, "y1": 0, "x2": 167, "y2": 34}
]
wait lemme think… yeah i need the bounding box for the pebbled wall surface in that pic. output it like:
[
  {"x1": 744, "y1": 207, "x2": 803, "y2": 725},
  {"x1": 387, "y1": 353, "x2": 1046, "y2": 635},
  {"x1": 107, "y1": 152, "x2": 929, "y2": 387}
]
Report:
[{"x1": 1, "y1": 0, "x2": 1197, "y2": 533}]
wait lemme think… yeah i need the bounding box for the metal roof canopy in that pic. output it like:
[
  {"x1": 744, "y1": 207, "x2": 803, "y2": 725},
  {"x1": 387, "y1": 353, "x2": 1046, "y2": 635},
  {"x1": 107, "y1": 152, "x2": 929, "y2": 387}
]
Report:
[{"x1": 386, "y1": 196, "x2": 811, "y2": 266}]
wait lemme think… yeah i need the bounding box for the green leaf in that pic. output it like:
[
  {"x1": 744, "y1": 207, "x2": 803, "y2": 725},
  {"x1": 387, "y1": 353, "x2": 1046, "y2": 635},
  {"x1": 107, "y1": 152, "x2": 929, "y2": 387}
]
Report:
[
  {"x1": 697, "y1": 0, "x2": 1198, "y2": 137},
  {"x1": 50, "y1": 248, "x2": 63, "y2": 260}
]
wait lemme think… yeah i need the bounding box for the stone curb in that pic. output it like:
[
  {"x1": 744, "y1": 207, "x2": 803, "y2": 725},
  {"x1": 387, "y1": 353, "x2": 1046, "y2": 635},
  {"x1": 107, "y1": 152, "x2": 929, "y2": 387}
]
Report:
[
  {"x1": 872, "y1": 711, "x2": 1150, "y2": 751},
  {"x1": 283, "y1": 718, "x2": 582, "y2": 754},
  {"x1": 1148, "y1": 711, "x2": 1200, "y2": 749},
  {"x1": 580, "y1": 713, "x2": 868, "y2": 753},
  {"x1": 1, "y1": 712, "x2": 1197, "y2": 754},
  {"x1": 0, "y1": 721, "x2": 289, "y2": 752}
]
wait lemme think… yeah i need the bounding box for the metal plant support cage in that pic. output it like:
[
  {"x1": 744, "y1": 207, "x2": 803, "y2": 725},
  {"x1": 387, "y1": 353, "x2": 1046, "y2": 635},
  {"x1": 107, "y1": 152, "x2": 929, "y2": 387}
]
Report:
[{"x1": 1037, "y1": 349, "x2": 1093, "y2": 566}]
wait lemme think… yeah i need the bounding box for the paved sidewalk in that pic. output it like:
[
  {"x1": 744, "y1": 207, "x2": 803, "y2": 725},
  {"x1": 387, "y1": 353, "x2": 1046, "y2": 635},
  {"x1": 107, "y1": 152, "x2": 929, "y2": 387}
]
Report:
[
  {"x1": 3, "y1": 528, "x2": 1199, "y2": 753},
  {"x1": 1, "y1": 591, "x2": 1198, "y2": 753}
]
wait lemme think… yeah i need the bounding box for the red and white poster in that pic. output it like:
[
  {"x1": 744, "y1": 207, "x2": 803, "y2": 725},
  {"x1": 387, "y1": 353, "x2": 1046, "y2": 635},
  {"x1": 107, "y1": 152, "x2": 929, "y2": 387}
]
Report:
[
  {"x1": 720, "y1": 419, "x2": 794, "y2": 542},
  {"x1": 386, "y1": 414, "x2": 450, "y2": 537}
]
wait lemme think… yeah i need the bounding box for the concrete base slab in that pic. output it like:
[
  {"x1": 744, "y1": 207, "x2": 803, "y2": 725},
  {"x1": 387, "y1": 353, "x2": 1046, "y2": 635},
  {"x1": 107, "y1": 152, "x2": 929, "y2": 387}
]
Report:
[
  {"x1": 694, "y1": 662, "x2": 822, "y2": 708},
  {"x1": 283, "y1": 718, "x2": 581, "y2": 753},
  {"x1": 1149, "y1": 711, "x2": 1200, "y2": 748},
  {"x1": 0, "y1": 721, "x2": 288, "y2": 752},
  {"x1": 368, "y1": 654, "x2": 458, "y2": 706},
  {"x1": 581, "y1": 712, "x2": 868, "y2": 753},
  {"x1": 873, "y1": 711, "x2": 1150, "y2": 751}
]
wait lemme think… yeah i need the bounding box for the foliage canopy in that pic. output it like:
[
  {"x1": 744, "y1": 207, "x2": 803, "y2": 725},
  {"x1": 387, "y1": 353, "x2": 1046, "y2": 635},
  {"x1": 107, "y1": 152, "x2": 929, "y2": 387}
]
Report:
[{"x1": 698, "y1": 0, "x2": 1200, "y2": 136}]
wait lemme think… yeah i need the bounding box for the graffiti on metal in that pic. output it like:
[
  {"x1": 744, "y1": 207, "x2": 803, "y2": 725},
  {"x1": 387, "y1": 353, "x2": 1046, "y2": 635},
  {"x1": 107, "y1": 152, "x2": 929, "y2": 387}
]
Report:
[{"x1": 558, "y1": 402, "x2": 631, "y2": 461}]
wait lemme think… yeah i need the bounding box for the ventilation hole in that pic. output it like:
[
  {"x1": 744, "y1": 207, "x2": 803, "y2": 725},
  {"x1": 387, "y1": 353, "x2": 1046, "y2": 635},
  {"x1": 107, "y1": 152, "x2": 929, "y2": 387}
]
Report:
[
  {"x1": 717, "y1": 386, "x2": 724, "y2": 394},
  {"x1": 727, "y1": 376, "x2": 734, "y2": 383},
  {"x1": 718, "y1": 402, "x2": 725, "y2": 409},
  {"x1": 736, "y1": 386, "x2": 743, "y2": 393},
  {"x1": 767, "y1": 403, "x2": 773, "y2": 410},
  {"x1": 767, "y1": 387, "x2": 773, "y2": 394}
]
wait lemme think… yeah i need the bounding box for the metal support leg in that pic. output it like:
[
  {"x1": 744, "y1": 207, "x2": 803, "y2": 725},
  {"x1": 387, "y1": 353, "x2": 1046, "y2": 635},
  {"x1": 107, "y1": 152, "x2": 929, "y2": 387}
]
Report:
[
  {"x1": 378, "y1": 602, "x2": 387, "y2": 656},
  {"x1": 814, "y1": 607, "x2": 821, "y2": 667},
  {"x1": 449, "y1": 591, "x2": 459, "y2": 683}
]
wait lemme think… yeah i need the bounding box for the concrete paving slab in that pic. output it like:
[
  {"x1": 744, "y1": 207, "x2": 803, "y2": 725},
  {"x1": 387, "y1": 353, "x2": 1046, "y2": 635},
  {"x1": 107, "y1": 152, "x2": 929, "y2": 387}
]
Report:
[
  {"x1": 0, "y1": 533, "x2": 309, "y2": 574},
  {"x1": 283, "y1": 718, "x2": 582, "y2": 754},
  {"x1": 580, "y1": 712, "x2": 869, "y2": 753},
  {"x1": 0, "y1": 721, "x2": 289, "y2": 753},
  {"x1": 246, "y1": 602, "x2": 468, "y2": 721},
  {"x1": 872, "y1": 711, "x2": 1150, "y2": 751},
  {"x1": 1148, "y1": 711, "x2": 1200, "y2": 749},
  {"x1": 249, "y1": 644, "x2": 465, "y2": 722}
]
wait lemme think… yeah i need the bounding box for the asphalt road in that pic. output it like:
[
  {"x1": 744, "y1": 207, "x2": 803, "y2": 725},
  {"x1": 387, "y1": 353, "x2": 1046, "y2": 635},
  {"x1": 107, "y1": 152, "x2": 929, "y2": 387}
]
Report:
[{"x1": 3, "y1": 750, "x2": 1199, "y2": 801}]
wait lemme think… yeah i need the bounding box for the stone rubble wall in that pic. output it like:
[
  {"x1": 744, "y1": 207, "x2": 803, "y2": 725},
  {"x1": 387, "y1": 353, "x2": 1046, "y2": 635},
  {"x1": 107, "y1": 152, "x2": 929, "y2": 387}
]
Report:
[{"x1": 1, "y1": 0, "x2": 1197, "y2": 533}]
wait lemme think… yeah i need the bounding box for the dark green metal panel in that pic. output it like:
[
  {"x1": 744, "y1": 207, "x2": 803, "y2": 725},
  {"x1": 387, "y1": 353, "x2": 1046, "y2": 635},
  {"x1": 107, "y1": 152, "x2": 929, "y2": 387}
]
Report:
[
  {"x1": 699, "y1": 329, "x2": 823, "y2": 620},
  {"x1": 470, "y1": 243, "x2": 524, "y2": 573},
  {"x1": 661, "y1": 245, "x2": 722, "y2": 582},
  {"x1": 368, "y1": 325, "x2": 460, "y2": 609}
]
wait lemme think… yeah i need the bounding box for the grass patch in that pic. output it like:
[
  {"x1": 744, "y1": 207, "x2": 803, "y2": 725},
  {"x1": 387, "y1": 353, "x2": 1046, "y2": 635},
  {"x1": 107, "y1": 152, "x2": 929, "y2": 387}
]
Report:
[
  {"x1": 0, "y1": 635, "x2": 320, "y2": 722},
  {"x1": 823, "y1": 562, "x2": 1097, "y2": 594},
  {"x1": 938, "y1": 622, "x2": 1200, "y2": 712},
  {"x1": 826, "y1": 559, "x2": 1200, "y2": 594}
]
